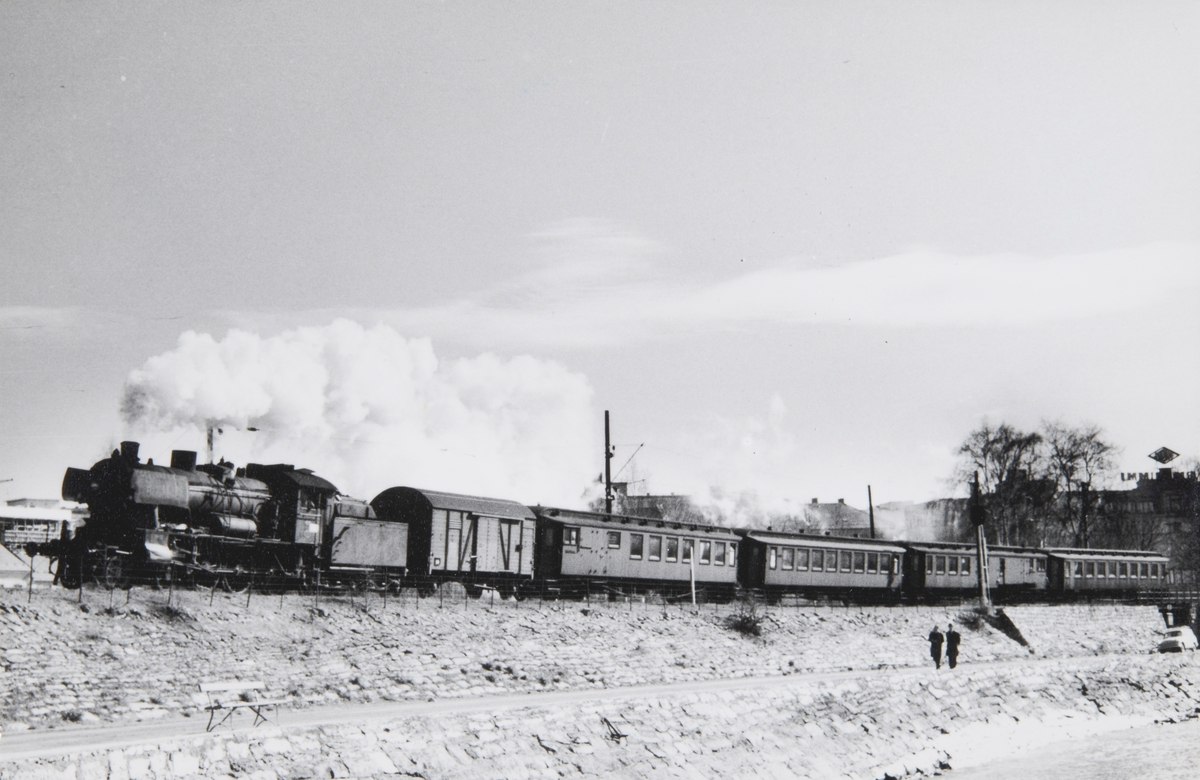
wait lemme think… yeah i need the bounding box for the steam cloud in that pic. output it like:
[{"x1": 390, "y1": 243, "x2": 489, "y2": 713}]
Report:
[{"x1": 121, "y1": 320, "x2": 598, "y2": 505}]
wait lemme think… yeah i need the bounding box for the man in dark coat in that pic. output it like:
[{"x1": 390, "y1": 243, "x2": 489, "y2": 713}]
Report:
[
  {"x1": 946, "y1": 624, "x2": 961, "y2": 669},
  {"x1": 928, "y1": 625, "x2": 944, "y2": 669}
]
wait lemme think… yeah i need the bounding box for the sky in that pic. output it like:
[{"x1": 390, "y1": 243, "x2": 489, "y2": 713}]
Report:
[{"x1": 2, "y1": 1, "x2": 1198, "y2": 519}]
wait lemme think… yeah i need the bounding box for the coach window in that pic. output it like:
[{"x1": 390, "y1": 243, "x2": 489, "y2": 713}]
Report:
[
  {"x1": 666, "y1": 537, "x2": 679, "y2": 562},
  {"x1": 1073, "y1": 561, "x2": 1082, "y2": 578},
  {"x1": 700, "y1": 540, "x2": 712, "y2": 564},
  {"x1": 1036, "y1": 558, "x2": 1046, "y2": 573},
  {"x1": 563, "y1": 527, "x2": 580, "y2": 550},
  {"x1": 812, "y1": 549, "x2": 824, "y2": 572},
  {"x1": 961, "y1": 557, "x2": 971, "y2": 576},
  {"x1": 768, "y1": 546, "x2": 778, "y2": 570},
  {"x1": 1150, "y1": 563, "x2": 1159, "y2": 577},
  {"x1": 1085, "y1": 561, "x2": 1095, "y2": 577},
  {"x1": 649, "y1": 535, "x2": 663, "y2": 561},
  {"x1": 1140, "y1": 563, "x2": 1149, "y2": 578},
  {"x1": 840, "y1": 551, "x2": 852, "y2": 573},
  {"x1": 925, "y1": 556, "x2": 934, "y2": 575},
  {"x1": 853, "y1": 552, "x2": 865, "y2": 573},
  {"x1": 781, "y1": 547, "x2": 794, "y2": 570},
  {"x1": 1108, "y1": 562, "x2": 1118, "y2": 578},
  {"x1": 729, "y1": 543, "x2": 737, "y2": 566},
  {"x1": 866, "y1": 552, "x2": 878, "y2": 573},
  {"x1": 1118, "y1": 562, "x2": 1128, "y2": 578},
  {"x1": 682, "y1": 539, "x2": 694, "y2": 563},
  {"x1": 947, "y1": 556, "x2": 958, "y2": 575},
  {"x1": 935, "y1": 556, "x2": 946, "y2": 575},
  {"x1": 796, "y1": 549, "x2": 809, "y2": 571},
  {"x1": 630, "y1": 534, "x2": 644, "y2": 560},
  {"x1": 607, "y1": 531, "x2": 621, "y2": 549}
]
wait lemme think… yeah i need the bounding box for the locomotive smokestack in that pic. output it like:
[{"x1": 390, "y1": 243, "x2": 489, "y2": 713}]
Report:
[
  {"x1": 120, "y1": 441, "x2": 140, "y2": 463},
  {"x1": 170, "y1": 450, "x2": 198, "y2": 471}
]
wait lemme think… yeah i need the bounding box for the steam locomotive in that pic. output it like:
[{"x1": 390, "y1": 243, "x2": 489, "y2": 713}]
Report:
[
  {"x1": 29, "y1": 441, "x2": 1173, "y2": 604},
  {"x1": 34, "y1": 442, "x2": 405, "y2": 590}
]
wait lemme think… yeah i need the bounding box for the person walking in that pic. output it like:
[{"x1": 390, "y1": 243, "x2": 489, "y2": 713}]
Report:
[
  {"x1": 927, "y1": 624, "x2": 944, "y2": 669},
  {"x1": 946, "y1": 623, "x2": 961, "y2": 669}
]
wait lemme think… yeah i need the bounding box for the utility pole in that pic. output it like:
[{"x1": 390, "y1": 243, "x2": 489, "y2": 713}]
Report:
[
  {"x1": 604, "y1": 411, "x2": 614, "y2": 515},
  {"x1": 970, "y1": 471, "x2": 991, "y2": 612},
  {"x1": 1080, "y1": 482, "x2": 1089, "y2": 548},
  {"x1": 867, "y1": 485, "x2": 876, "y2": 539}
]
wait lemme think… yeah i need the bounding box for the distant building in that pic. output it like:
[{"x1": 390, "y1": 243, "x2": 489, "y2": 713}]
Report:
[
  {"x1": 607, "y1": 484, "x2": 706, "y2": 524},
  {"x1": 803, "y1": 498, "x2": 876, "y2": 538},
  {"x1": 1103, "y1": 468, "x2": 1199, "y2": 585}
]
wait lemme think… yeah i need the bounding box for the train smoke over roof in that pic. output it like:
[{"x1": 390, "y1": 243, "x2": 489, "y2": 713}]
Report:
[{"x1": 120, "y1": 320, "x2": 598, "y2": 506}]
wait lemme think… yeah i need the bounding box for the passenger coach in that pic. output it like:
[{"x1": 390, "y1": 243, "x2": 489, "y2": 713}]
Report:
[
  {"x1": 1047, "y1": 548, "x2": 1169, "y2": 596},
  {"x1": 533, "y1": 506, "x2": 740, "y2": 596},
  {"x1": 738, "y1": 530, "x2": 904, "y2": 601},
  {"x1": 904, "y1": 542, "x2": 1049, "y2": 600}
]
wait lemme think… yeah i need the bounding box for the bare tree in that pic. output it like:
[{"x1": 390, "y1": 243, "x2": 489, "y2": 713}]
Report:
[
  {"x1": 1042, "y1": 421, "x2": 1118, "y2": 547},
  {"x1": 953, "y1": 421, "x2": 1051, "y2": 546}
]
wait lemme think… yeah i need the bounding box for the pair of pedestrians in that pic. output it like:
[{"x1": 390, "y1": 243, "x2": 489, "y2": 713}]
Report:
[{"x1": 927, "y1": 624, "x2": 960, "y2": 669}]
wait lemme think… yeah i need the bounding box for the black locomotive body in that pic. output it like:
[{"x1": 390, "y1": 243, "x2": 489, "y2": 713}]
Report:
[{"x1": 37, "y1": 441, "x2": 405, "y2": 589}]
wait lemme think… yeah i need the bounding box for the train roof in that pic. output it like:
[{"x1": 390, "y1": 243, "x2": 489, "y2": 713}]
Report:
[
  {"x1": 740, "y1": 529, "x2": 905, "y2": 553},
  {"x1": 904, "y1": 541, "x2": 1045, "y2": 555},
  {"x1": 533, "y1": 506, "x2": 740, "y2": 539},
  {"x1": 1045, "y1": 548, "x2": 1169, "y2": 562},
  {"x1": 373, "y1": 486, "x2": 535, "y2": 521}
]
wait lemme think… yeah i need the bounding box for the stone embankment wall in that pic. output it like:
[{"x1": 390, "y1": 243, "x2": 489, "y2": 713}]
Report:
[
  {"x1": 4, "y1": 655, "x2": 1199, "y2": 780},
  {"x1": 1, "y1": 588, "x2": 1192, "y2": 779},
  {"x1": 1001, "y1": 604, "x2": 1165, "y2": 656},
  {"x1": 0, "y1": 589, "x2": 1167, "y2": 731}
]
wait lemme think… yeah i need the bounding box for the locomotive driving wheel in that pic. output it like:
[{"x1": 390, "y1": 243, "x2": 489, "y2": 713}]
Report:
[
  {"x1": 220, "y1": 571, "x2": 251, "y2": 593},
  {"x1": 54, "y1": 556, "x2": 83, "y2": 589},
  {"x1": 97, "y1": 556, "x2": 125, "y2": 591}
]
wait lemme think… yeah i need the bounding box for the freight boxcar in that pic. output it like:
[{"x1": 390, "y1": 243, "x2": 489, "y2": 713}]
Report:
[
  {"x1": 738, "y1": 530, "x2": 905, "y2": 602},
  {"x1": 533, "y1": 507, "x2": 740, "y2": 598},
  {"x1": 371, "y1": 487, "x2": 535, "y2": 592}
]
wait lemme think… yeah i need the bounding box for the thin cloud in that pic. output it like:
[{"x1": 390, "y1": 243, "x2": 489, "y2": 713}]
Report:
[{"x1": 373, "y1": 238, "x2": 1200, "y2": 348}]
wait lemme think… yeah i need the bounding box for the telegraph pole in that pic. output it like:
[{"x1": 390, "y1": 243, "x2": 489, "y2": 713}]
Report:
[
  {"x1": 604, "y1": 411, "x2": 614, "y2": 515},
  {"x1": 867, "y1": 485, "x2": 876, "y2": 539},
  {"x1": 970, "y1": 471, "x2": 991, "y2": 612}
]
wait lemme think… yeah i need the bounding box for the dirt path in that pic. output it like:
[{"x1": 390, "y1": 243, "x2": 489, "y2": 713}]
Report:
[{"x1": 1, "y1": 652, "x2": 1147, "y2": 763}]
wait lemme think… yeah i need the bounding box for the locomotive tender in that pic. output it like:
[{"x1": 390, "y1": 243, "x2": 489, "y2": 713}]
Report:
[{"x1": 35, "y1": 441, "x2": 1172, "y2": 603}]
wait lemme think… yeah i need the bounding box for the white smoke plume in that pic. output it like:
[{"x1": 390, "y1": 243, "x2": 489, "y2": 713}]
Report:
[{"x1": 121, "y1": 320, "x2": 598, "y2": 505}]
